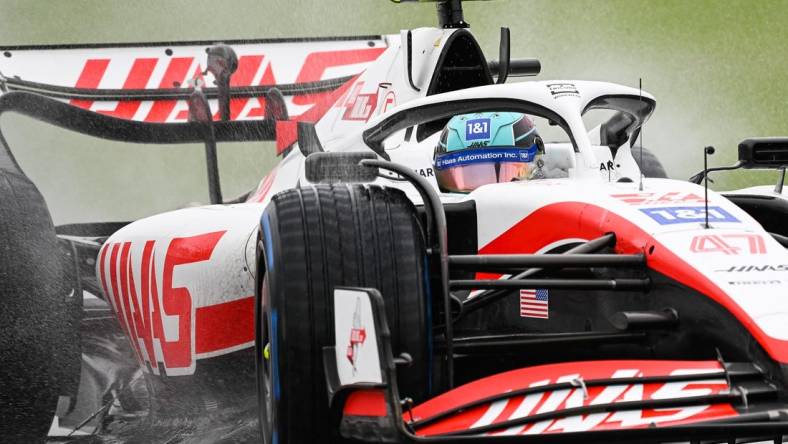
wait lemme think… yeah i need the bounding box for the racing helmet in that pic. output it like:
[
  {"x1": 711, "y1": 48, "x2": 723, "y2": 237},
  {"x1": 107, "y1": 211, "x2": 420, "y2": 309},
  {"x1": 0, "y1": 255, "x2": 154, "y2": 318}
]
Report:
[{"x1": 433, "y1": 112, "x2": 545, "y2": 193}]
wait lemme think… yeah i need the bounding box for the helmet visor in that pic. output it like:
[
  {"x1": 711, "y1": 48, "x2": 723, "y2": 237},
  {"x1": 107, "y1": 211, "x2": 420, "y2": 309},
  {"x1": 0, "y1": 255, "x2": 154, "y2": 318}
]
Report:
[{"x1": 434, "y1": 146, "x2": 540, "y2": 193}]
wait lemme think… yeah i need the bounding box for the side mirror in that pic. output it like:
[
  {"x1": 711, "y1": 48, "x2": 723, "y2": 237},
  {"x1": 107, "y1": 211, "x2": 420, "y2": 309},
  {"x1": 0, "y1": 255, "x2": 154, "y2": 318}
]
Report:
[
  {"x1": 488, "y1": 59, "x2": 541, "y2": 78},
  {"x1": 600, "y1": 111, "x2": 635, "y2": 152},
  {"x1": 496, "y1": 27, "x2": 510, "y2": 84},
  {"x1": 738, "y1": 137, "x2": 788, "y2": 169},
  {"x1": 305, "y1": 152, "x2": 379, "y2": 184}
]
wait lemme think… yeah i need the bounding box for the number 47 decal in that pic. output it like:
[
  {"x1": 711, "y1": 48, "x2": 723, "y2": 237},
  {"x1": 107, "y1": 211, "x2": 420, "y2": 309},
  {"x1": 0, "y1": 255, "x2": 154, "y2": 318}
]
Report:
[{"x1": 690, "y1": 233, "x2": 766, "y2": 255}]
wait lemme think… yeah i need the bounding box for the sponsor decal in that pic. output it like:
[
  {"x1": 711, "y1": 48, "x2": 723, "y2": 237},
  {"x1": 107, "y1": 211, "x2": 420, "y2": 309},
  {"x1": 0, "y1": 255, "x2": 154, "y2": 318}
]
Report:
[
  {"x1": 435, "y1": 147, "x2": 537, "y2": 170},
  {"x1": 67, "y1": 47, "x2": 384, "y2": 122},
  {"x1": 334, "y1": 288, "x2": 382, "y2": 385},
  {"x1": 414, "y1": 167, "x2": 434, "y2": 178},
  {"x1": 612, "y1": 191, "x2": 705, "y2": 206},
  {"x1": 599, "y1": 161, "x2": 618, "y2": 181},
  {"x1": 417, "y1": 366, "x2": 733, "y2": 436},
  {"x1": 689, "y1": 233, "x2": 766, "y2": 255},
  {"x1": 727, "y1": 280, "x2": 782, "y2": 286},
  {"x1": 339, "y1": 82, "x2": 397, "y2": 122},
  {"x1": 465, "y1": 118, "x2": 491, "y2": 141},
  {"x1": 98, "y1": 231, "x2": 251, "y2": 374},
  {"x1": 381, "y1": 90, "x2": 396, "y2": 113},
  {"x1": 340, "y1": 81, "x2": 377, "y2": 121},
  {"x1": 599, "y1": 161, "x2": 616, "y2": 172},
  {"x1": 520, "y1": 289, "x2": 549, "y2": 319},
  {"x1": 546, "y1": 83, "x2": 580, "y2": 99},
  {"x1": 715, "y1": 264, "x2": 788, "y2": 273},
  {"x1": 640, "y1": 206, "x2": 739, "y2": 225},
  {"x1": 346, "y1": 296, "x2": 367, "y2": 374},
  {"x1": 520, "y1": 369, "x2": 728, "y2": 433}
]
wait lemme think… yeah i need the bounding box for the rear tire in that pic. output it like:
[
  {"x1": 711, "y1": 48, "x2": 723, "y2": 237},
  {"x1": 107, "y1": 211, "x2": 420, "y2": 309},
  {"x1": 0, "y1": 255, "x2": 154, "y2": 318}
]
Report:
[
  {"x1": 255, "y1": 184, "x2": 429, "y2": 444},
  {"x1": 0, "y1": 168, "x2": 81, "y2": 441}
]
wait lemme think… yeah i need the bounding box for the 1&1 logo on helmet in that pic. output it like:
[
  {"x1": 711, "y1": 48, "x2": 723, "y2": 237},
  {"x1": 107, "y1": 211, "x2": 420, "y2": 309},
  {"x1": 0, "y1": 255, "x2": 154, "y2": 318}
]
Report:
[{"x1": 465, "y1": 118, "x2": 491, "y2": 141}]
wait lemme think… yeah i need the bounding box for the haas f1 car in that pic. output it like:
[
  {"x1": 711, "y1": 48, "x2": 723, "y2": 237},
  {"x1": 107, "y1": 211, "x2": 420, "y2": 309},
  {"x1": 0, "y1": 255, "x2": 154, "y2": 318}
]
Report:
[{"x1": 3, "y1": 1, "x2": 788, "y2": 442}]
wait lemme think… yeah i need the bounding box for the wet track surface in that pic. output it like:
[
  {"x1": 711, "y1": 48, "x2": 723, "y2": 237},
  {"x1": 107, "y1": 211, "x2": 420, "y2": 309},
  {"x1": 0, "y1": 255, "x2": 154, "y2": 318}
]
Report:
[
  {"x1": 61, "y1": 407, "x2": 261, "y2": 444},
  {"x1": 46, "y1": 295, "x2": 261, "y2": 444}
]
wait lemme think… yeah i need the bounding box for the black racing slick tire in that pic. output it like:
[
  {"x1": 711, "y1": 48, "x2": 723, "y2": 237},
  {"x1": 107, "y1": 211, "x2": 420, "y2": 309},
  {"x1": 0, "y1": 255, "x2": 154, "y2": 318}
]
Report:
[
  {"x1": 0, "y1": 168, "x2": 80, "y2": 441},
  {"x1": 631, "y1": 145, "x2": 669, "y2": 178},
  {"x1": 256, "y1": 184, "x2": 429, "y2": 444}
]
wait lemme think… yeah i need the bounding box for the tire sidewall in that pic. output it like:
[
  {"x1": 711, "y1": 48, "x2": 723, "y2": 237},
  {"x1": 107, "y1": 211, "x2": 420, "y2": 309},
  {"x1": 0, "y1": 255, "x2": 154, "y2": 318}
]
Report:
[
  {"x1": 256, "y1": 209, "x2": 287, "y2": 444},
  {"x1": 254, "y1": 185, "x2": 429, "y2": 444},
  {"x1": 0, "y1": 170, "x2": 79, "y2": 441}
]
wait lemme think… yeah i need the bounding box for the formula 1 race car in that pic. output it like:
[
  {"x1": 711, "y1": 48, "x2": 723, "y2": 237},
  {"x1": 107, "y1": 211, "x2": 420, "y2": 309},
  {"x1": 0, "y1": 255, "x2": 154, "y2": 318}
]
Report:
[{"x1": 3, "y1": 1, "x2": 788, "y2": 443}]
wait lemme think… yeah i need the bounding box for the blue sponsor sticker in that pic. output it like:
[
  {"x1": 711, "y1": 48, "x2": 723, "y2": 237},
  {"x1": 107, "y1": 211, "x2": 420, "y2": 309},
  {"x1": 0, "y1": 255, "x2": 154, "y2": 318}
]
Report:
[
  {"x1": 465, "y1": 118, "x2": 491, "y2": 141},
  {"x1": 434, "y1": 147, "x2": 537, "y2": 170},
  {"x1": 640, "y1": 206, "x2": 740, "y2": 225}
]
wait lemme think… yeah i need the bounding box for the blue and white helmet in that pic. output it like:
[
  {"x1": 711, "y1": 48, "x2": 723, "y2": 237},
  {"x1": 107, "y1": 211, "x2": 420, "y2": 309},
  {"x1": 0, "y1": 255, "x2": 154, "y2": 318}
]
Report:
[{"x1": 433, "y1": 112, "x2": 544, "y2": 192}]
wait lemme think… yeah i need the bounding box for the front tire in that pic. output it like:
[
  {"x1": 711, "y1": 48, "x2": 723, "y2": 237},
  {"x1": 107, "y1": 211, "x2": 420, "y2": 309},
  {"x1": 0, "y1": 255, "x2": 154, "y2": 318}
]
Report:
[{"x1": 255, "y1": 184, "x2": 430, "y2": 444}]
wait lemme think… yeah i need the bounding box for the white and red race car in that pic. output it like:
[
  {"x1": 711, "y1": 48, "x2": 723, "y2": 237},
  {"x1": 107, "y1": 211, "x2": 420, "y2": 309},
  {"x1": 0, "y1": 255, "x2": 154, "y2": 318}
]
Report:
[{"x1": 3, "y1": 1, "x2": 788, "y2": 442}]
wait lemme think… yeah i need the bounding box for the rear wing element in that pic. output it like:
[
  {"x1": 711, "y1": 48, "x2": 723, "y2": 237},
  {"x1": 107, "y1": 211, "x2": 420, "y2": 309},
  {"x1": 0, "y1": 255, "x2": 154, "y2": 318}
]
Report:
[
  {"x1": 0, "y1": 37, "x2": 388, "y2": 149},
  {"x1": 0, "y1": 91, "x2": 276, "y2": 204}
]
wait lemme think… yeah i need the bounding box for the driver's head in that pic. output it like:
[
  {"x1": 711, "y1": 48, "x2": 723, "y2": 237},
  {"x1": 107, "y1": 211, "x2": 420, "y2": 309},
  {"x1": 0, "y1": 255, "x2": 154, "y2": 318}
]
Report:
[{"x1": 433, "y1": 112, "x2": 545, "y2": 193}]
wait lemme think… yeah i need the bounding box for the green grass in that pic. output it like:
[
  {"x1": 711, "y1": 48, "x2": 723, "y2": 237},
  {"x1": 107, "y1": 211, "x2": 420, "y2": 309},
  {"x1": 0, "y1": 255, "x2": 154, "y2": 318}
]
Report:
[{"x1": 1, "y1": 0, "x2": 786, "y2": 222}]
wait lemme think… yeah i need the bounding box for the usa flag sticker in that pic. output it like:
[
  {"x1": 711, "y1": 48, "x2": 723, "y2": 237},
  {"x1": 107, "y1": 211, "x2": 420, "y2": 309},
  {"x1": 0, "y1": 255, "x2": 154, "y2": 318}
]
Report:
[{"x1": 520, "y1": 289, "x2": 549, "y2": 319}]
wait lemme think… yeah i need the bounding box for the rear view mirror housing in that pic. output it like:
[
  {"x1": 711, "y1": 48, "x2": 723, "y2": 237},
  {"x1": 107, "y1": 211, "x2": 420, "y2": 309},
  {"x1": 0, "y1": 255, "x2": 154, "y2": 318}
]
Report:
[
  {"x1": 305, "y1": 152, "x2": 379, "y2": 184},
  {"x1": 738, "y1": 137, "x2": 788, "y2": 169},
  {"x1": 600, "y1": 111, "x2": 635, "y2": 152}
]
